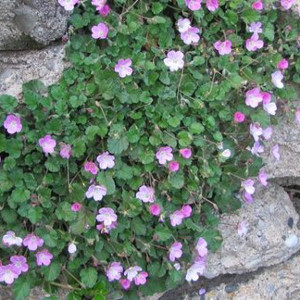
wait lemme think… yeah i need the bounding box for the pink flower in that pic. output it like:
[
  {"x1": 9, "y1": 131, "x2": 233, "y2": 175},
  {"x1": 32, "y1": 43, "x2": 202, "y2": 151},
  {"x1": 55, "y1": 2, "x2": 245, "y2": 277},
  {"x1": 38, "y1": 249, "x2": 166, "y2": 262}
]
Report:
[
  {"x1": 281, "y1": 0, "x2": 295, "y2": 10},
  {"x1": 96, "y1": 222, "x2": 117, "y2": 234},
  {"x1": 271, "y1": 71, "x2": 284, "y2": 89},
  {"x1": 234, "y1": 112, "x2": 245, "y2": 123},
  {"x1": 156, "y1": 146, "x2": 173, "y2": 164},
  {"x1": 277, "y1": 59, "x2": 289, "y2": 70},
  {"x1": 206, "y1": 0, "x2": 219, "y2": 11},
  {"x1": 250, "y1": 123, "x2": 263, "y2": 142},
  {"x1": 58, "y1": 0, "x2": 79, "y2": 11},
  {"x1": 3, "y1": 115, "x2": 22, "y2": 134},
  {"x1": 0, "y1": 265, "x2": 19, "y2": 284},
  {"x1": 59, "y1": 143, "x2": 72, "y2": 159},
  {"x1": 249, "y1": 22, "x2": 262, "y2": 34},
  {"x1": 91, "y1": 0, "x2": 106, "y2": 8},
  {"x1": 23, "y1": 234, "x2": 44, "y2": 251},
  {"x1": 246, "y1": 33, "x2": 264, "y2": 51},
  {"x1": 164, "y1": 51, "x2": 184, "y2": 72},
  {"x1": 180, "y1": 205, "x2": 192, "y2": 217},
  {"x1": 221, "y1": 149, "x2": 232, "y2": 158},
  {"x1": 39, "y1": 135, "x2": 56, "y2": 154},
  {"x1": 134, "y1": 271, "x2": 148, "y2": 285},
  {"x1": 195, "y1": 237, "x2": 208, "y2": 257},
  {"x1": 119, "y1": 278, "x2": 131, "y2": 290},
  {"x1": 180, "y1": 27, "x2": 200, "y2": 45},
  {"x1": 86, "y1": 184, "x2": 107, "y2": 201},
  {"x1": 214, "y1": 40, "x2": 232, "y2": 55},
  {"x1": 124, "y1": 266, "x2": 142, "y2": 281},
  {"x1": 96, "y1": 207, "x2": 117, "y2": 226},
  {"x1": 97, "y1": 4, "x2": 110, "y2": 16},
  {"x1": 71, "y1": 202, "x2": 82, "y2": 212},
  {"x1": 168, "y1": 161, "x2": 180, "y2": 172},
  {"x1": 252, "y1": 0, "x2": 263, "y2": 10},
  {"x1": 36, "y1": 249, "x2": 53, "y2": 266},
  {"x1": 245, "y1": 88, "x2": 263, "y2": 108},
  {"x1": 115, "y1": 59, "x2": 133, "y2": 78},
  {"x1": 136, "y1": 185, "x2": 155, "y2": 203},
  {"x1": 271, "y1": 144, "x2": 280, "y2": 161},
  {"x1": 241, "y1": 179, "x2": 255, "y2": 195},
  {"x1": 91, "y1": 23, "x2": 109, "y2": 39},
  {"x1": 185, "y1": 0, "x2": 202, "y2": 11},
  {"x1": 97, "y1": 152, "x2": 115, "y2": 169},
  {"x1": 262, "y1": 127, "x2": 273, "y2": 140},
  {"x1": 177, "y1": 18, "x2": 191, "y2": 33},
  {"x1": 295, "y1": 107, "x2": 300, "y2": 124},
  {"x1": 106, "y1": 262, "x2": 123, "y2": 282},
  {"x1": 10, "y1": 256, "x2": 28, "y2": 274},
  {"x1": 258, "y1": 170, "x2": 268, "y2": 186},
  {"x1": 170, "y1": 210, "x2": 185, "y2": 227},
  {"x1": 169, "y1": 242, "x2": 183, "y2": 262},
  {"x1": 185, "y1": 257, "x2": 206, "y2": 282},
  {"x1": 179, "y1": 148, "x2": 192, "y2": 159},
  {"x1": 243, "y1": 191, "x2": 254, "y2": 203},
  {"x1": 84, "y1": 162, "x2": 98, "y2": 175},
  {"x1": 149, "y1": 204, "x2": 161, "y2": 216},
  {"x1": 263, "y1": 100, "x2": 277, "y2": 115},
  {"x1": 250, "y1": 141, "x2": 264, "y2": 156},
  {"x1": 68, "y1": 243, "x2": 77, "y2": 254},
  {"x1": 237, "y1": 221, "x2": 248, "y2": 237},
  {"x1": 2, "y1": 231, "x2": 22, "y2": 247}
]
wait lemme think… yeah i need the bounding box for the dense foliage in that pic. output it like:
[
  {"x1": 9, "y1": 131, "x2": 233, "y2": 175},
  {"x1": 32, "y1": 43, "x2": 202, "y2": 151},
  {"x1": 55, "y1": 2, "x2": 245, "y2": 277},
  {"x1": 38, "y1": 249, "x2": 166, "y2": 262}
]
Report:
[{"x1": 0, "y1": 0, "x2": 300, "y2": 299}]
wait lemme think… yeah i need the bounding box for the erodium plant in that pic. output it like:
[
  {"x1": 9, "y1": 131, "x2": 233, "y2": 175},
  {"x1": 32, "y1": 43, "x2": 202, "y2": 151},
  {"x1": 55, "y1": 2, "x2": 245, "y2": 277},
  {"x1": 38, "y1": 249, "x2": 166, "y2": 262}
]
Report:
[{"x1": 0, "y1": 0, "x2": 300, "y2": 299}]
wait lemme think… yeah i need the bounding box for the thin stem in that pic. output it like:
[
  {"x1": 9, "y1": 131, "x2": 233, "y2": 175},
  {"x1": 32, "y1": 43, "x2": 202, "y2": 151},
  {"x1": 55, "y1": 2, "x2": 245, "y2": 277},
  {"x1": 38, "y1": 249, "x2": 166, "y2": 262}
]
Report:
[
  {"x1": 119, "y1": 0, "x2": 140, "y2": 21},
  {"x1": 177, "y1": 67, "x2": 184, "y2": 104},
  {"x1": 63, "y1": 268, "x2": 86, "y2": 288},
  {"x1": 50, "y1": 282, "x2": 81, "y2": 291}
]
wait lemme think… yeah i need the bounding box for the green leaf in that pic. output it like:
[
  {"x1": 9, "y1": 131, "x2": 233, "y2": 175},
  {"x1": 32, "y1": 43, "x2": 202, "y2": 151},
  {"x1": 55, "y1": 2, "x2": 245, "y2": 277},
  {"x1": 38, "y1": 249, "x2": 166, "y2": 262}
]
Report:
[
  {"x1": 0, "y1": 95, "x2": 18, "y2": 112},
  {"x1": 152, "y1": 2, "x2": 164, "y2": 14},
  {"x1": 107, "y1": 136, "x2": 129, "y2": 154},
  {"x1": 9, "y1": 189, "x2": 30, "y2": 206},
  {"x1": 168, "y1": 172, "x2": 184, "y2": 189},
  {"x1": 155, "y1": 225, "x2": 172, "y2": 242},
  {"x1": 80, "y1": 268, "x2": 98, "y2": 288},
  {"x1": 43, "y1": 261, "x2": 61, "y2": 281},
  {"x1": 13, "y1": 275, "x2": 31, "y2": 300},
  {"x1": 96, "y1": 172, "x2": 115, "y2": 195}
]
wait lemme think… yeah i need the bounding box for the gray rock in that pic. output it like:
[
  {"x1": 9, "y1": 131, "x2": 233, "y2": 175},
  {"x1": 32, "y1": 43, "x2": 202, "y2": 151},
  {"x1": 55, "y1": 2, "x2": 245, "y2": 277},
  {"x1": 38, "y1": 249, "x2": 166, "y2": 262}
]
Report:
[
  {"x1": 0, "y1": 0, "x2": 69, "y2": 50},
  {"x1": 0, "y1": 45, "x2": 69, "y2": 98},
  {"x1": 203, "y1": 183, "x2": 300, "y2": 279}
]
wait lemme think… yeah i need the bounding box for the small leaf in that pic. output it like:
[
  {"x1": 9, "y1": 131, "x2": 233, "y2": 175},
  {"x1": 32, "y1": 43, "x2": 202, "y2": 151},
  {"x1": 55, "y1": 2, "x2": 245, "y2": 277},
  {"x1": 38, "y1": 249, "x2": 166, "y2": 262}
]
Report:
[{"x1": 80, "y1": 268, "x2": 98, "y2": 288}]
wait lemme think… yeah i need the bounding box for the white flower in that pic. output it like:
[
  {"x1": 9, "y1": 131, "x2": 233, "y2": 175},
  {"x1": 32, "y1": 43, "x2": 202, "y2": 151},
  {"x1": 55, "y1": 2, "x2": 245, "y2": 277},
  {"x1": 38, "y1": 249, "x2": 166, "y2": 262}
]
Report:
[
  {"x1": 68, "y1": 243, "x2": 77, "y2": 254},
  {"x1": 271, "y1": 71, "x2": 284, "y2": 89},
  {"x1": 124, "y1": 266, "x2": 142, "y2": 281},
  {"x1": 2, "y1": 231, "x2": 23, "y2": 247},
  {"x1": 164, "y1": 51, "x2": 184, "y2": 72}
]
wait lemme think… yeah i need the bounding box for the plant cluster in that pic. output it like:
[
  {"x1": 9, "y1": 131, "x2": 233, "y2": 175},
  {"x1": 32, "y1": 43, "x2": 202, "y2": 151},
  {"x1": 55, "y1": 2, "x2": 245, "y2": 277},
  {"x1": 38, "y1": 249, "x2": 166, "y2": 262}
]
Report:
[{"x1": 0, "y1": 0, "x2": 300, "y2": 299}]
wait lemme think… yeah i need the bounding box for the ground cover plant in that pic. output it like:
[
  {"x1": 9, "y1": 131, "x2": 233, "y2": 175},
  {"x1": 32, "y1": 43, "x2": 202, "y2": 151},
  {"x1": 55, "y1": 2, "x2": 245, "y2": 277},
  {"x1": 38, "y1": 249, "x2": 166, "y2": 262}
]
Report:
[{"x1": 0, "y1": 0, "x2": 300, "y2": 299}]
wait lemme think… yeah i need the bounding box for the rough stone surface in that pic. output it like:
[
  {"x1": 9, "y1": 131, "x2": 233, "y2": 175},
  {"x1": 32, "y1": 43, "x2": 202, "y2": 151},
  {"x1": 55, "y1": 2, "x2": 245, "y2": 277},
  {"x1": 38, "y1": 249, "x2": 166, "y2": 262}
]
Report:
[
  {"x1": 203, "y1": 183, "x2": 300, "y2": 279},
  {"x1": 0, "y1": 0, "x2": 69, "y2": 50},
  {"x1": 0, "y1": 45, "x2": 69, "y2": 98}
]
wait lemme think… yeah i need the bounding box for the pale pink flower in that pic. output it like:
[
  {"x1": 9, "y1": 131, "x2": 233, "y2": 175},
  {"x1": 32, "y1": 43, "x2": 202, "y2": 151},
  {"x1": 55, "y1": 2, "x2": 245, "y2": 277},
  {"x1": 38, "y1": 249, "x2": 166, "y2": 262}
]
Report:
[
  {"x1": 237, "y1": 221, "x2": 248, "y2": 237},
  {"x1": 68, "y1": 243, "x2": 77, "y2": 254},
  {"x1": 250, "y1": 123, "x2": 263, "y2": 142},
  {"x1": 214, "y1": 40, "x2": 232, "y2": 55},
  {"x1": 295, "y1": 107, "x2": 300, "y2": 124},
  {"x1": 58, "y1": 0, "x2": 79, "y2": 11},
  {"x1": 84, "y1": 162, "x2": 98, "y2": 175},
  {"x1": 195, "y1": 237, "x2": 208, "y2": 257},
  {"x1": 262, "y1": 127, "x2": 273, "y2": 140},
  {"x1": 206, "y1": 0, "x2": 219, "y2": 11},
  {"x1": 3, "y1": 115, "x2": 22, "y2": 134},
  {"x1": 174, "y1": 263, "x2": 181, "y2": 270},
  {"x1": 10, "y1": 256, "x2": 28, "y2": 274},
  {"x1": 71, "y1": 202, "x2": 82, "y2": 212},
  {"x1": 119, "y1": 278, "x2": 131, "y2": 290},
  {"x1": 115, "y1": 59, "x2": 133, "y2": 78},
  {"x1": 179, "y1": 148, "x2": 192, "y2": 159},
  {"x1": 258, "y1": 170, "x2": 268, "y2": 186},
  {"x1": 181, "y1": 27, "x2": 200, "y2": 45},
  {"x1": 96, "y1": 207, "x2": 117, "y2": 226},
  {"x1": 91, "y1": 23, "x2": 109, "y2": 39},
  {"x1": 136, "y1": 185, "x2": 155, "y2": 203},
  {"x1": 164, "y1": 51, "x2": 184, "y2": 72},
  {"x1": 241, "y1": 179, "x2": 255, "y2": 195},
  {"x1": 245, "y1": 88, "x2": 263, "y2": 108},
  {"x1": 86, "y1": 184, "x2": 107, "y2": 201},
  {"x1": 134, "y1": 271, "x2": 148, "y2": 285},
  {"x1": 185, "y1": 0, "x2": 202, "y2": 10},
  {"x1": 249, "y1": 22, "x2": 262, "y2": 34},
  {"x1": 169, "y1": 242, "x2": 183, "y2": 262},
  {"x1": 250, "y1": 141, "x2": 265, "y2": 156},
  {"x1": 59, "y1": 143, "x2": 72, "y2": 159},
  {"x1": 277, "y1": 59, "x2": 289, "y2": 70},
  {"x1": 91, "y1": 0, "x2": 106, "y2": 8},
  {"x1": 0, "y1": 265, "x2": 19, "y2": 284},
  {"x1": 199, "y1": 288, "x2": 206, "y2": 295},
  {"x1": 97, "y1": 152, "x2": 115, "y2": 169},
  {"x1": 149, "y1": 204, "x2": 161, "y2": 216},
  {"x1": 96, "y1": 222, "x2": 117, "y2": 234},
  {"x1": 180, "y1": 205, "x2": 192, "y2": 217},
  {"x1": 221, "y1": 149, "x2": 232, "y2": 158},
  {"x1": 156, "y1": 146, "x2": 173, "y2": 164},
  {"x1": 97, "y1": 4, "x2": 110, "y2": 16},
  {"x1": 23, "y1": 234, "x2": 44, "y2": 251},
  {"x1": 170, "y1": 210, "x2": 185, "y2": 227},
  {"x1": 185, "y1": 257, "x2": 206, "y2": 282},
  {"x1": 243, "y1": 191, "x2": 254, "y2": 203},
  {"x1": 246, "y1": 33, "x2": 264, "y2": 51},
  {"x1": 281, "y1": 0, "x2": 295, "y2": 10},
  {"x1": 2, "y1": 231, "x2": 22, "y2": 247},
  {"x1": 168, "y1": 161, "x2": 180, "y2": 172},
  {"x1": 234, "y1": 112, "x2": 246, "y2": 123},
  {"x1": 124, "y1": 266, "x2": 142, "y2": 281},
  {"x1": 36, "y1": 249, "x2": 53, "y2": 266},
  {"x1": 106, "y1": 262, "x2": 123, "y2": 282},
  {"x1": 252, "y1": 0, "x2": 263, "y2": 10},
  {"x1": 271, "y1": 144, "x2": 280, "y2": 161},
  {"x1": 177, "y1": 18, "x2": 191, "y2": 33},
  {"x1": 263, "y1": 102, "x2": 277, "y2": 115},
  {"x1": 39, "y1": 135, "x2": 56, "y2": 154},
  {"x1": 271, "y1": 71, "x2": 284, "y2": 89}
]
